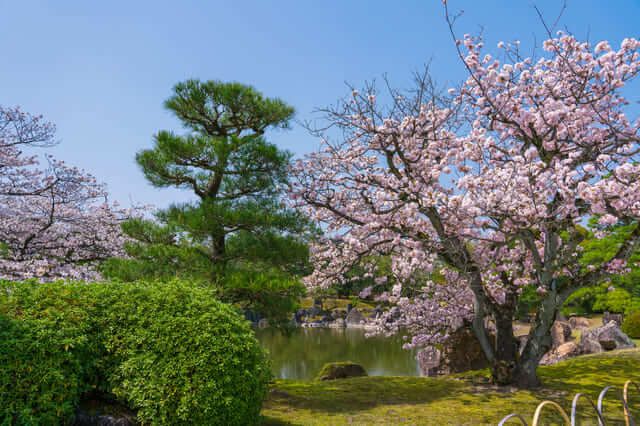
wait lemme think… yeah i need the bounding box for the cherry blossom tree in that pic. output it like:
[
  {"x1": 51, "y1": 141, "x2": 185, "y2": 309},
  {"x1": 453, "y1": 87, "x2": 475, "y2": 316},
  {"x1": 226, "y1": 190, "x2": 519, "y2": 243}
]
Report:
[
  {"x1": 291, "y1": 25, "x2": 640, "y2": 387},
  {"x1": 0, "y1": 106, "x2": 128, "y2": 280}
]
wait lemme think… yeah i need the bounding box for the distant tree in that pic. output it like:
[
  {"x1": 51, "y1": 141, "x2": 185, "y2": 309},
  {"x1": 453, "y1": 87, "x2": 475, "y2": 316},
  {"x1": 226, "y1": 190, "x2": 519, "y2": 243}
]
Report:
[
  {"x1": 103, "y1": 80, "x2": 313, "y2": 323},
  {"x1": 0, "y1": 106, "x2": 126, "y2": 280}
]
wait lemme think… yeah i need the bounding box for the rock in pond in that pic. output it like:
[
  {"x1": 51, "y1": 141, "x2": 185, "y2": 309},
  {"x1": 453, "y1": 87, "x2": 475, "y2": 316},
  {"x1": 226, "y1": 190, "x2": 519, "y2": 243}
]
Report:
[
  {"x1": 316, "y1": 361, "x2": 368, "y2": 380},
  {"x1": 345, "y1": 308, "x2": 364, "y2": 326}
]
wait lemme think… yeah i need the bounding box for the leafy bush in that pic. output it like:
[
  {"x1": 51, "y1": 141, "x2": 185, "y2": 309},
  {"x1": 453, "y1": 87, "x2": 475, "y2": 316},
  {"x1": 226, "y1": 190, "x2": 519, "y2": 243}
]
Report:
[
  {"x1": 95, "y1": 281, "x2": 271, "y2": 425},
  {"x1": 622, "y1": 311, "x2": 640, "y2": 339},
  {"x1": 0, "y1": 283, "x2": 99, "y2": 424},
  {"x1": 0, "y1": 280, "x2": 270, "y2": 425}
]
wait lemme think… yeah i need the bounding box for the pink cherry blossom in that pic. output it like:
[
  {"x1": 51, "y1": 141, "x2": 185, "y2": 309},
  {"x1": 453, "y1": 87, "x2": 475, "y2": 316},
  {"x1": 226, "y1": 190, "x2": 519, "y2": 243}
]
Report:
[
  {"x1": 0, "y1": 106, "x2": 131, "y2": 281},
  {"x1": 290, "y1": 26, "x2": 640, "y2": 386}
]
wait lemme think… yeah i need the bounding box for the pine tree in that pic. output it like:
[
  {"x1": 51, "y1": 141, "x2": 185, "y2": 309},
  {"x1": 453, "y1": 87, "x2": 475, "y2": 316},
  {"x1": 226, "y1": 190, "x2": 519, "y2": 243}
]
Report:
[{"x1": 103, "y1": 80, "x2": 312, "y2": 323}]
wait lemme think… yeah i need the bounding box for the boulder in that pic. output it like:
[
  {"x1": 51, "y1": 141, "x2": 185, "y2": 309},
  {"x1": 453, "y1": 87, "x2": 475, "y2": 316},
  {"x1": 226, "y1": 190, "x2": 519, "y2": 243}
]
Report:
[
  {"x1": 541, "y1": 341, "x2": 580, "y2": 365},
  {"x1": 345, "y1": 308, "x2": 364, "y2": 326},
  {"x1": 551, "y1": 320, "x2": 572, "y2": 348},
  {"x1": 307, "y1": 305, "x2": 322, "y2": 317},
  {"x1": 417, "y1": 327, "x2": 491, "y2": 376},
  {"x1": 369, "y1": 306, "x2": 383, "y2": 319},
  {"x1": 580, "y1": 321, "x2": 635, "y2": 352},
  {"x1": 416, "y1": 347, "x2": 441, "y2": 376},
  {"x1": 331, "y1": 309, "x2": 347, "y2": 320},
  {"x1": 569, "y1": 316, "x2": 590, "y2": 330},
  {"x1": 73, "y1": 414, "x2": 135, "y2": 426},
  {"x1": 603, "y1": 312, "x2": 624, "y2": 327},
  {"x1": 316, "y1": 362, "x2": 367, "y2": 380},
  {"x1": 74, "y1": 393, "x2": 137, "y2": 426},
  {"x1": 243, "y1": 309, "x2": 262, "y2": 324},
  {"x1": 328, "y1": 318, "x2": 346, "y2": 328},
  {"x1": 294, "y1": 308, "x2": 307, "y2": 322},
  {"x1": 313, "y1": 298, "x2": 323, "y2": 310},
  {"x1": 578, "y1": 336, "x2": 604, "y2": 355}
]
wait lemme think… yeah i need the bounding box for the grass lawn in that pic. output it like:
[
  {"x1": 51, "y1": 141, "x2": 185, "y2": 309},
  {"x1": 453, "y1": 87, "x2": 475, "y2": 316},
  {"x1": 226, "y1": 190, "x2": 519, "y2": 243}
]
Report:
[{"x1": 261, "y1": 348, "x2": 640, "y2": 425}]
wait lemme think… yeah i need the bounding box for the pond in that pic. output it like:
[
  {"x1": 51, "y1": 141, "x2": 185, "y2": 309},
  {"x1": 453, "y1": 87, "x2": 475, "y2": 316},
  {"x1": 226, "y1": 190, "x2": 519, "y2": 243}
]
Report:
[{"x1": 255, "y1": 327, "x2": 421, "y2": 380}]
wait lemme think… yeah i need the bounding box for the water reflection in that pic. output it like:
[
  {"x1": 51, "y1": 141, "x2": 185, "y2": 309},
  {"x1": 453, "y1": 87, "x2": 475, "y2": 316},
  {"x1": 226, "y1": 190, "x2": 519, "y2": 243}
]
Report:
[{"x1": 255, "y1": 327, "x2": 420, "y2": 380}]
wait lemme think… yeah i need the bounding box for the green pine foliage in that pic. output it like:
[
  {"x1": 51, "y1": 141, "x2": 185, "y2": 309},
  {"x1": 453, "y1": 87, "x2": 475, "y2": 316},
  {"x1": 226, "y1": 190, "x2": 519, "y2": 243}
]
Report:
[
  {"x1": 0, "y1": 280, "x2": 270, "y2": 425},
  {"x1": 103, "y1": 80, "x2": 314, "y2": 322},
  {"x1": 562, "y1": 221, "x2": 640, "y2": 316}
]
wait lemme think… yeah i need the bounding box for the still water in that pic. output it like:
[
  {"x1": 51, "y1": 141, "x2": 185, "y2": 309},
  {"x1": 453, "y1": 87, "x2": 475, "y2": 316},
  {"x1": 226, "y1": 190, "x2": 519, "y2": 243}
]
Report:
[{"x1": 255, "y1": 327, "x2": 420, "y2": 380}]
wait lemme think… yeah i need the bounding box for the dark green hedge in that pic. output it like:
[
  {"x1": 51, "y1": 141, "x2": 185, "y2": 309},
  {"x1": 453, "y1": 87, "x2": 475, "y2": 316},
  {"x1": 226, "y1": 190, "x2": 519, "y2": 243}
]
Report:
[{"x1": 0, "y1": 280, "x2": 270, "y2": 425}]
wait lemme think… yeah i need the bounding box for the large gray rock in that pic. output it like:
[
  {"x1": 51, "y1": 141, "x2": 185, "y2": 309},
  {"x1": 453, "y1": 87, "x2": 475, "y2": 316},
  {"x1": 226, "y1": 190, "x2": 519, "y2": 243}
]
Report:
[
  {"x1": 579, "y1": 336, "x2": 604, "y2": 355},
  {"x1": 73, "y1": 394, "x2": 137, "y2": 426},
  {"x1": 331, "y1": 309, "x2": 347, "y2": 320},
  {"x1": 416, "y1": 327, "x2": 491, "y2": 376},
  {"x1": 541, "y1": 341, "x2": 580, "y2": 365},
  {"x1": 345, "y1": 308, "x2": 364, "y2": 325},
  {"x1": 603, "y1": 311, "x2": 624, "y2": 327},
  {"x1": 580, "y1": 321, "x2": 635, "y2": 352},
  {"x1": 569, "y1": 316, "x2": 590, "y2": 330},
  {"x1": 417, "y1": 347, "x2": 441, "y2": 376},
  {"x1": 551, "y1": 320, "x2": 572, "y2": 348},
  {"x1": 74, "y1": 414, "x2": 135, "y2": 426},
  {"x1": 328, "y1": 318, "x2": 346, "y2": 328},
  {"x1": 307, "y1": 305, "x2": 322, "y2": 316}
]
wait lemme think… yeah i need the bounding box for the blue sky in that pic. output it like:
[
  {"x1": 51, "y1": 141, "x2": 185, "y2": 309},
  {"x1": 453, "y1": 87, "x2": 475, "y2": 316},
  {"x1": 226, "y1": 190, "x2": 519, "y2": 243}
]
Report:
[{"x1": 2, "y1": 1, "x2": 639, "y2": 208}]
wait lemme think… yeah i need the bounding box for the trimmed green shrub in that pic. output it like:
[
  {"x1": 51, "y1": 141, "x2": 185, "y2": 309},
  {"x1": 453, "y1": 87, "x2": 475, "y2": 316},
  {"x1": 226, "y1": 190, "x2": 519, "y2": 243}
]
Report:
[
  {"x1": 0, "y1": 283, "x2": 99, "y2": 424},
  {"x1": 622, "y1": 311, "x2": 640, "y2": 339},
  {"x1": 0, "y1": 280, "x2": 270, "y2": 426},
  {"x1": 94, "y1": 281, "x2": 271, "y2": 425}
]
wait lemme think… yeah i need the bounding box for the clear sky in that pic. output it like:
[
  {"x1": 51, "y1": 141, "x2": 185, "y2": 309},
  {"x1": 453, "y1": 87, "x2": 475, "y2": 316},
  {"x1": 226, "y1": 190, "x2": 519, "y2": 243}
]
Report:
[{"x1": 2, "y1": 0, "x2": 639, "y2": 208}]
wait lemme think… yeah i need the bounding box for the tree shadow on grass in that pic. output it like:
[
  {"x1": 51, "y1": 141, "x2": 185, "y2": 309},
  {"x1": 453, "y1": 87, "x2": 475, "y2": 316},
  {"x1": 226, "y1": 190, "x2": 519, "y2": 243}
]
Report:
[{"x1": 263, "y1": 376, "x2": 465, "y2": 414}]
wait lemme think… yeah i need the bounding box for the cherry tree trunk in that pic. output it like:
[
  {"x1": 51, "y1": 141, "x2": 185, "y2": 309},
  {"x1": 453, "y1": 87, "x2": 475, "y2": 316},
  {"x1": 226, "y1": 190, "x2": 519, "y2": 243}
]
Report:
[
  {"x1": 485, "y1": 290, "x2": 565, "y2": 388},
  {"x1": 490, "y1": 313, "x2": 520, "y2": 386}
]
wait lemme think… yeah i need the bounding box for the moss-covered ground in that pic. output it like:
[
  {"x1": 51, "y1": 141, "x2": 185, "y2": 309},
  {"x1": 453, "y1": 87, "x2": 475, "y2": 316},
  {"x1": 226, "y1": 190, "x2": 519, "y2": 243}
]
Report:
[{"x1": 261, "y1": 348, "x2": 640, "y2": 425}]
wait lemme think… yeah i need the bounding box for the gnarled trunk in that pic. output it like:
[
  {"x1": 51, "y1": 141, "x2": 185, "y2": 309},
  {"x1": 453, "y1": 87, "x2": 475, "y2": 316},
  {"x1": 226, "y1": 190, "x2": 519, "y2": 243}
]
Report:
[
  {"x1": 490, "y1": 313, "x2": 519, "y2": 385},
  {"x1": 480, "y1": 288, "x2": 568, "y2": 388}
]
